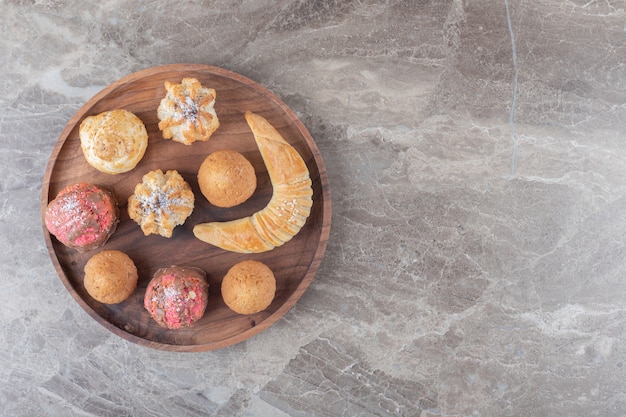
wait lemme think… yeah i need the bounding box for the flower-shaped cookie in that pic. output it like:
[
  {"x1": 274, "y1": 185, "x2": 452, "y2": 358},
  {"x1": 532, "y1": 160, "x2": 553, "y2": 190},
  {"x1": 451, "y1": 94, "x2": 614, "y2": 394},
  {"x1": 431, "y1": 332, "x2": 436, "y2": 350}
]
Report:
[
  {"x1": 128, "y1": 169, "x2": 194, "y2": 238},
  {"x1": 157, "y1": 78, "x2": 220, "y2": 145}
]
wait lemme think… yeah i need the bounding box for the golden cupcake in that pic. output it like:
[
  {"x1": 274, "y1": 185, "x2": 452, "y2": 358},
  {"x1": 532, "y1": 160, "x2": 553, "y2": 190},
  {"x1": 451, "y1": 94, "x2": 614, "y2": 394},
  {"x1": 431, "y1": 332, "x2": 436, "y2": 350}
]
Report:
[
  {"x1": 79, "y1": 109, "x2": 148, "y2": 174},
  {"x1": 127, "y1": 169, "x2": 195, "y2": 238},
  {"x1": 84, "y1": 250, "x2": 138, "y2": 304},
  {"x1": 221, "y1": 260, "x2": 276, "y2": 315},
  {"x1": 157, "y1": 78, "x2": 220, "y2": 145},
  {"x1": 198, "y1": 150, "x2": 257, "y2": 208}
]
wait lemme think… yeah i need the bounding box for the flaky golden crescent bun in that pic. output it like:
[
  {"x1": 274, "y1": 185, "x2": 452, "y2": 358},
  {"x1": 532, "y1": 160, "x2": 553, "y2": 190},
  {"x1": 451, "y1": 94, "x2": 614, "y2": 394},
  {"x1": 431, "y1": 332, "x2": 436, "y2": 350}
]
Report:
[
  {"x1": 198, "y1": 150, "x2": 257, "y2": 208},
  {"x1": 157, "y1": 78, "x2": 220, "y2": 145},
  {"x1": 84, "y1": 250, "x2": 138, "y2": 304},
  {"x1": 193, "y1": 112, "x2": 313, "y2": 253},
  {"x1": 221, "y1": 260, "x2": 276, "y2": 315},
  {"x1": 79, "y1": 109, "x2": 148, "y2": 174}
]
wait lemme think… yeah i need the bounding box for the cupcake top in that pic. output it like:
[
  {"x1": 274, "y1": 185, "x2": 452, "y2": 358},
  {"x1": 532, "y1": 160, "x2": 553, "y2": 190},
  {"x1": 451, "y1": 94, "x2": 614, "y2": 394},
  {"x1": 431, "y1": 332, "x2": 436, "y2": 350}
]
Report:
[
  {"x1": 221, "y1": 260, "x2": 276, "y2": 315},
  {"x1": 45, "y1": 183, "x2": 119, "y2": 252},
  {"x1": 84, "y1": 250, "x2": 138, "y2": 304},
  {"x1": 197, "y1": 149, "x2": 257, "y2": 208}
]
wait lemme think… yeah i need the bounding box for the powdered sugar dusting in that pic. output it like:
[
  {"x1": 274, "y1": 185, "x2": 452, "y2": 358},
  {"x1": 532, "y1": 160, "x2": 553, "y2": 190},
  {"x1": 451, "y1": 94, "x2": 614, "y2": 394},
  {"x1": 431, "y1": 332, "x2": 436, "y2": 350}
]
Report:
[
  {"x1": 136, "y1": 190, "x2": 187, "y2": 217},
  {"x1": 179, "y1": 95, "x2": 199, "y2": 123},
  {"x1": 57, "y1": 195, "x2": 81, "y2": 222},
  {"x1": 162, "y1": 284, "x2": 181, "y2": 300},
  {"x1": 275, "y1": 198, "x2": 302, "y2": 224}
]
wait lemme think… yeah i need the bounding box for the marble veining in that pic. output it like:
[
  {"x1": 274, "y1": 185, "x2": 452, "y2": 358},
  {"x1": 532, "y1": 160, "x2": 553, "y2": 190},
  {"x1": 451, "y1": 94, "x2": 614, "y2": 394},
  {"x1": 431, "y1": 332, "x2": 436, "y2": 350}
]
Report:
[
  {"x1": 2, "y1": 0, "x2": 626, "y2": 416},
  {"x1": 503, "y1": 0, "x2": 520, "y2": 178}
]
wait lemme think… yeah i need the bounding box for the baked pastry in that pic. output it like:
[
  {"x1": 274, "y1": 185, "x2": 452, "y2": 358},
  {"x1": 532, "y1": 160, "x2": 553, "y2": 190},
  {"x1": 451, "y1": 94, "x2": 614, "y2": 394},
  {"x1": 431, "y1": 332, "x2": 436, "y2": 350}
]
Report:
[
  {"x1": 157, "y1": 78, "x2": 220, "y2": 145},
  {"x1": 198, "y1": 149, "x2": 257, "y2": 208},
  {"x1": 127, "y1": 169, "x2": 194, "y2": 238},
  {"x1": 144, "y1": 266, "x2": 209, "y2": 329},
  {"x1": 84, "y1": 250, "x2": 138, "y2": 304},
  {"x1": 193, "y1": 112, "x2": 313, "y2": 253},
  {"x1": 79, "y1": 109, "x2": 148, "y2": 174},
  {"x1": 221, "y1": 260, "x2": 276, "y2": 315},
  {"x1": 45, "y1": 183, "x2": 119, "y2": 252}
]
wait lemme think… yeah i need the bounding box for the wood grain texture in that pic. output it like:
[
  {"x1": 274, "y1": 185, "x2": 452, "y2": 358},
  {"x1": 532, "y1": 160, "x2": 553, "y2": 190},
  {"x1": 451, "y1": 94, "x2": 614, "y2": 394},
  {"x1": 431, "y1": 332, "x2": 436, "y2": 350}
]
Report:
[{"x1": 41, "y1": 64, "x2": 331, "y2": 352}]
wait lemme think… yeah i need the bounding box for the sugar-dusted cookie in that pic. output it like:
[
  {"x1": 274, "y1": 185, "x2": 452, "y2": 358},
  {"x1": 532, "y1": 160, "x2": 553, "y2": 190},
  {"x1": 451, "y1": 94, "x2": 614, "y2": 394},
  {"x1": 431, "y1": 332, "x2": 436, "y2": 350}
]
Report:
[{"x1": 157, "y1": 78, "x2": 220, "y2": 145}]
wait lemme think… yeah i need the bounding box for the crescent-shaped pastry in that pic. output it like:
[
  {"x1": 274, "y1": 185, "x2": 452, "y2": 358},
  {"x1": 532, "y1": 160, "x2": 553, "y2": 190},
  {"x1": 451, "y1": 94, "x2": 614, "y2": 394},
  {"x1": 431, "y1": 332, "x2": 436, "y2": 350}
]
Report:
[{"x1": 193, "y1": 112, "x2": 313, "y2": 253}]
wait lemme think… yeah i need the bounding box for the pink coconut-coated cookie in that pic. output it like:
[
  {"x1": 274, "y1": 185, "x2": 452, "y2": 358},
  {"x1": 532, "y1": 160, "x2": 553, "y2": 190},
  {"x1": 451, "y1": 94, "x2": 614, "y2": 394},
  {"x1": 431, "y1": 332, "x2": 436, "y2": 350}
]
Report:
[
  {"x1": 144, "y1": 266, "x2": 208, "y2": 329},
  {"x1": 45, "y1": 183, "x2": 119, "y2": 252}
]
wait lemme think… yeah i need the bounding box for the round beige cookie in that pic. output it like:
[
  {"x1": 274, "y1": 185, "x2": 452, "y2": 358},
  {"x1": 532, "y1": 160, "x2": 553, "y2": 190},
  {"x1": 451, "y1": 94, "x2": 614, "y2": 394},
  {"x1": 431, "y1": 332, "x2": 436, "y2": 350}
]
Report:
[
  {"x1": 84, "y1": 250, "x2": 138, "y2": 304},
  {"x1": 79, "y1": 109, "x2": 148, "y2": 174},
  {"x1": 198, "y1": 150, "x2": 257, "y2": 208},
  {"x1": 221, "y1": 260, "x2": 276, "y2": 315}
]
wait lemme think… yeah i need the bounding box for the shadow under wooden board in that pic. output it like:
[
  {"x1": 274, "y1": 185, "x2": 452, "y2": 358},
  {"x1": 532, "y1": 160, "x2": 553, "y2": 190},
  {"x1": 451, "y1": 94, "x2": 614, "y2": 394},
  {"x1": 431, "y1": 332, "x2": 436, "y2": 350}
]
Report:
[{"x1": 41, "y1": 64, "x2": 331, "y2": 352}]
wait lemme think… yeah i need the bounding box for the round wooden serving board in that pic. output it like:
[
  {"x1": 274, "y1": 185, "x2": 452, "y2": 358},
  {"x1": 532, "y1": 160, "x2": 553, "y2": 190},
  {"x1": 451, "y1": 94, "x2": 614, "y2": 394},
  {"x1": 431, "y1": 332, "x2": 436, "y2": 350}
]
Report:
[{"x1": 41, "y1": 64, "x2": 331, "y2": 352}]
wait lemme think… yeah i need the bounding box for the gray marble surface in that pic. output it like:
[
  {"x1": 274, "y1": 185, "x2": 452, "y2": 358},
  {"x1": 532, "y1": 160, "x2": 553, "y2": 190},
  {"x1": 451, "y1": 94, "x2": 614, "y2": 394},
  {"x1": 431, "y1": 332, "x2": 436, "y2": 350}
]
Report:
[{"x1": 2, "y1": 0, "x2": 626, "y2": 416}]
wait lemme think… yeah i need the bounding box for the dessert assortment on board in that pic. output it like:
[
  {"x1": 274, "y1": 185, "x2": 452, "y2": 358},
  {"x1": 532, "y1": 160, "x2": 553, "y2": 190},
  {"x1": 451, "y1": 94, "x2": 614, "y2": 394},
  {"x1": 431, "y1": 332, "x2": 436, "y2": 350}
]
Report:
[{"x1": 44, "y1": 76, "x2": 313, "y2": 330}]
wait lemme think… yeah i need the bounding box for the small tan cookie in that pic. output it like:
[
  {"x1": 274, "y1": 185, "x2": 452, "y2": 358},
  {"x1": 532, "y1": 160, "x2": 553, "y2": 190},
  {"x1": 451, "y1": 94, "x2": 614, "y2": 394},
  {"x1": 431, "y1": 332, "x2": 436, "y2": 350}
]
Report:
[
  {"x1": 198, "y1": 150, "x2": 257, "y2": 208},
  {"x1": 221, "y1": 260, "x2": 276, "y2": 315},
  {"x1": 84, "y1": 250, "x2": 138, "y2": 304},
  {"x1": 79, "y1": 109, "x2": 148, "y2": 174}
]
